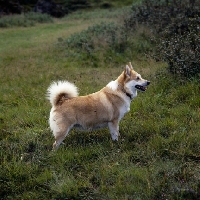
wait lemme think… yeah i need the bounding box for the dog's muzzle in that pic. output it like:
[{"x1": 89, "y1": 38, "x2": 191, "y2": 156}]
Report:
[{"x1": 135, "y1": 81, "x2": 150, "y2": 92}]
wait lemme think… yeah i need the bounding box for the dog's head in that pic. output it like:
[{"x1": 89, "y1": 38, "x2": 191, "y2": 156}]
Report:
[{"x1": 122, "y1": 62, "x2": 150, "y2": 99}]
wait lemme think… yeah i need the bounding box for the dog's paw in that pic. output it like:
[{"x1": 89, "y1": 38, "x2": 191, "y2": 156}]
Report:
[{"x1": 111, "y1": 134, "x2": 119, "y2": 141}]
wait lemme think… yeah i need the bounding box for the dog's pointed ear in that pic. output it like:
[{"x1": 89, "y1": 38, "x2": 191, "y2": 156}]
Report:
[
  {"x1": 128, "y1": 62, "x2": 133, "y2": 69},
  {"x1": 125, "y1": 65, "x2": 131, "y2": 77}
]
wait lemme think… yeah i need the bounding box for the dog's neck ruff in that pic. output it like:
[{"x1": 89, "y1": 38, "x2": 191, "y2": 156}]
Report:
[
  {"x1": 107, "y1": 80, "x2": 118, "y2": 91},
  {"x1": 118, "y1": 84, "x2": 132, "y2": 100},
  {"x1": 107, "y1": 81, "x2": 133, "y2": 100}
]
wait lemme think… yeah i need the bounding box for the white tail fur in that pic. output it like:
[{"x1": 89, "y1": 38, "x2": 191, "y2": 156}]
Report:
[{"x1": 47, "y1": 81, "x2": 79, "y2": 106}]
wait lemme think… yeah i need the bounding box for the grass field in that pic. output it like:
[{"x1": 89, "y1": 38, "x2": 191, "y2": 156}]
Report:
[{"x1": 0, "y1": 6, "x2": 200, "y2": 200}]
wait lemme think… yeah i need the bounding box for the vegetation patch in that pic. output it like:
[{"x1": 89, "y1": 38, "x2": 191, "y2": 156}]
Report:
[
  {"x1": 0, "y1": 12, "x2": 53, "y2": 28},
  {"x1": 125, "y1": 0, "x2": 200, "y2": 78},
  {"x1": 59, "y1": 0, "x2": 200, "y2": 78},
  {"x1": 58, "y1": 15, "x2": 152, "y2": 67}
]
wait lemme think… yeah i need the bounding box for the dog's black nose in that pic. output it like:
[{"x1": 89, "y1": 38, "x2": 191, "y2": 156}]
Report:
[{"x1": 147, "y1": 81, "x2": 150, "y2": 85}]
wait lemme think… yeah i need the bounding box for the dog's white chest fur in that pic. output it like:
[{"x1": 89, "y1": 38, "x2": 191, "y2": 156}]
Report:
[
  {"x1": 107, "y1": 80, "x2": 131, "y2": 117},
  {"x1": 119, "y1": 104, "x2": 130, "y2": 120}
]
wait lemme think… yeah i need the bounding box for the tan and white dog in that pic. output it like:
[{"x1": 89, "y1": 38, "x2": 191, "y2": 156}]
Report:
[{"x1": 47, "y1": 62, "x2": 150, "y2": 150}]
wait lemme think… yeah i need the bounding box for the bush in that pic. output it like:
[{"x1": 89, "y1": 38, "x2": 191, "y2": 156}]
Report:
[
  {"x1": 58, "y1": 22, "x2": 132, "y2": 67},
  {"x1": 156, "y1": 18, "x2": 200, "y2": 77},
  {"x1": 0, "y1": 12, "x2": 53, "y2": 28},
  {"x1": 125, "y1": 0, "x2": 200, "y2": 78},
  {"x1": 0, "y1": 15, "x2": 34, "y2": 27},
  {"x1": 64, "y1": 22, "x2": 127, "y2": 54},
  {"x1": 25, "y1": 12, "x2": 53, "y2": 23},
  {"x1": 59, "y1": 18, "x2": 152, "y2": 67}
]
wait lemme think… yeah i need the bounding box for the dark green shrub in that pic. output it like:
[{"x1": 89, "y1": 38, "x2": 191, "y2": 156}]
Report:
[
  {"x1": 125, "y1": 0, "x2": 200, "y2": 78},
  {"x1": 126, "y1": 0, "x2": 200, "y2": 34},
  {"x1": 100, "y1": 2, "x2": 113, "y2": 9},
  {"x1": 156, "y1": 19, "x2": 200, "y2": 77}
]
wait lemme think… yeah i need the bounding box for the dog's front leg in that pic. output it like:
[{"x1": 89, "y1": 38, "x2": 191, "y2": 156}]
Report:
[{"x1": 108, "y1": 120, "x2": 119, "y2": 141}]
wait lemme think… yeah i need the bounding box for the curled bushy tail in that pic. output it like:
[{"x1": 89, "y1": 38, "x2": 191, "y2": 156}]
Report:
[{"x1": 47, "y1": 81, "x2": 78, "y2": 106}]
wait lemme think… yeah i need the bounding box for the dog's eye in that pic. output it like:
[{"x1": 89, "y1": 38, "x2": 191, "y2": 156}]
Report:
[{"x1": 136, "y1": 77, "x2": 140, "y2": 80}]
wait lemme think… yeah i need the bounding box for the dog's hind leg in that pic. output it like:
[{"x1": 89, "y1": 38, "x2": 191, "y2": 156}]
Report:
[
  {"x1": 108, "y1": 120, "x2": 119, "y2": 141},
  {"x1": 53, "y1": 132, "x2": 66, "y2": 150},
  {"x1": 52, "y1": 125, "x2": 73, "y2": 150}
]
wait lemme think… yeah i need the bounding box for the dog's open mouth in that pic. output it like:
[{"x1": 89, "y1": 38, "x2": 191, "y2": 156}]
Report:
[{"x1": 135, "y1": 85, "x2": 147, "y2": 92}]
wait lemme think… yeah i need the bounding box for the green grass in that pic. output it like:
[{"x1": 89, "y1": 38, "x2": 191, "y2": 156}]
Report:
[{"x1": 0, "y1": 6, "x2": 200, "y2": 200}]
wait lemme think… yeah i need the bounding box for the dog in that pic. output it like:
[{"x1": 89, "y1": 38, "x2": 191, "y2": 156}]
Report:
[{"x1": 47, "y1": 62, "x2": 150, "y2": 150}]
